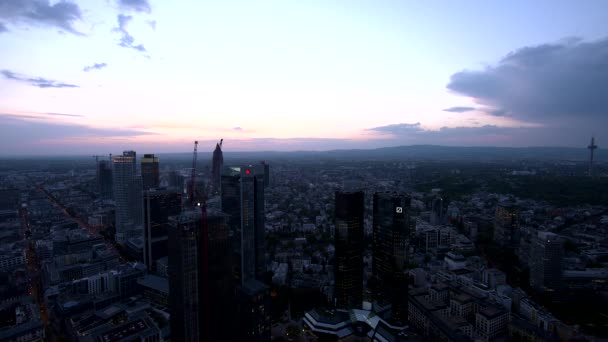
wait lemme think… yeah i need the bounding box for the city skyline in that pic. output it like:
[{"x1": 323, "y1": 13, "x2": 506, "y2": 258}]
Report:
[{"x1": 2, "y1": 0, "x2": 608, "y2": 154}]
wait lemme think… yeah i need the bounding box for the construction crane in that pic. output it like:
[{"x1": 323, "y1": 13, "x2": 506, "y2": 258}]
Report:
[{"x1": 188, "y1": 141, "x2": 199, "y2": 205}]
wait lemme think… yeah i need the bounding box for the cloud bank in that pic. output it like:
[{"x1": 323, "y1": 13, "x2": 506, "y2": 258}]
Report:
[
  {"x1": 1, "y1": 69, "x2": 79, "y2": 88},
  {"x1": 113, "y1": 14, "x2": 146, "y2": 52},
  {"x1": 0, "y1": 0, "x2": 83, "y2": 34}
]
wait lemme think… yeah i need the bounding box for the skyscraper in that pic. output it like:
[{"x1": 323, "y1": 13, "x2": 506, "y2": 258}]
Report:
[
  {"x1": 430, "y1": 196, "x2": 444, "y2": 225},
  {"x1": 211, "y1": 139, "x2": 224, "y2": 195},
  {"x1": 168, "y1": 208, "x2": 234, "y2": 341},
  {"x1": 143, "y1": 189, "x2": 181, "y2": 272},
  {"x1": 493, "y1": 205, "x2": 520, "y2": 246},
  {"x1": 236, "y1": 280, "x2": 272, "y2": 341},
  {"x1": 112, "y1": 155, "x2": 143, "y2": 244},
  {"x1": 141, "y1": 154, "x2": 160, "y2": 190},
  {"x1": 221, "y1": 165, "x2": 266, "y2": 284},
  {"x1": 372, "y1": 192, "x2": 411, "y2": 325},
  {"x1": 260, "y1": 161, "x2": 270, "y2": 187},
  {"x1": 96, "y1": 160, "x2": 113, "y2": 200},
  {"x1": 334, "y1": 190, "x2": 364, "y2": 310},
  {"x1": 530, "y1": 231, "x2": 563, "y2": 292}
]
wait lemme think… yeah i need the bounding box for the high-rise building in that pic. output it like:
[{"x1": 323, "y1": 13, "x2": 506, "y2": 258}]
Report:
[
  {"x1": 113, "y1": 155, "x2": 143, "y2": 244},
  {"x1": 122, "y1": 150, "x2": 137, "y2": 173},
  {"x1": 530, "y1": 231, "x2": 563, "y2": 292},
  {"x1": 430, "y1": 196, "x2": 444, "y2": 225},
  {"x1": 493, "y1": 205, "x2": 520, "y2": 246},
  {"x1": 96, "y1": 160, "x2": 113, "y2": 200},
  {"x1": 141, "y1": 154, "x2": 160, "y2": 190},
  {"x1": 260, "y1": 161, "x2": 270, "y2": 187},
  {"x1": 221, "y1": 165, "x2": 266, "y2": 284},
  {"x1": 236, "y1": 279, "x2": 272, "y2": 341},
  {"x1": 168, "y1": 208, "x2": 234, "y2": 341},
  {"x1": 143, "y1": 189, "x2": 181, "y2": 272},
  {"x1": 372, "y1": 192, "x2": 411, "y2": 325},
  {"x1": 334, "y1": 190, "x2": 364, "y2": 310},
  {"x1": 211, "y1": 140, "x2": 224, "y2": 195}
]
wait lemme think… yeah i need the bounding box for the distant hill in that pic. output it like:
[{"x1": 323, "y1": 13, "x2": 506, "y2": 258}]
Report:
[{"x1": 158, "y1": 145, "x2": 607, "y2": 162}]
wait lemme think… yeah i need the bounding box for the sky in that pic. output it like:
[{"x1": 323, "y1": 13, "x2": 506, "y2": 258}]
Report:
[{"x1": 1, "y1": 0, "x2": 608, "y2": 154}]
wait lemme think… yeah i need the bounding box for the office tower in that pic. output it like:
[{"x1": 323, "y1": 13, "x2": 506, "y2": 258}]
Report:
[
  {"x1": 493, "y1": 205, "x2": 520, "y2": 246},
  {"x1": 167, "y1": 171, "x2": 185, "y2": 193},
  {"x1": 530, "y1": 231, "x2": 563, "y2": 292},
  {"x1": 96, "y1": 160, "x2": 113, "y2": 200},
  {"x1": 221, "y1": 165, "x2": 266, "y2": 284},
  {"x1": 122, "y1": 150, "x2": 137, "y2": 173},
  {"x1": 236, "y1": 280, "x2": 272, "y2": 342},
  {"x1": 141, "y1": 154, "x2": 160, "y2": 190},
  {"x1": 113, "y1": 155, "x2": 143, "y2": 244},
  {"x1": 334, "y1": 190, "x2": 364, "y2": 310},
  {"x1": 430, "y1": 196, "x2": 443, "y2": 225},
  {"x1": 261, "y1": 161, "x2": 270, "y2": 187},
  {"x1": 372, "y1": 192, "x2": 411, "y2": 325},
  {"x1": 143, "y1": 189, "x2": 181, "y2": 272},
  {"x1": 168, "y1": 209, "x2": 234, "y2": 341},
  {"x1": 211, "y1": 139, "x2": 224, "y2": 194}
]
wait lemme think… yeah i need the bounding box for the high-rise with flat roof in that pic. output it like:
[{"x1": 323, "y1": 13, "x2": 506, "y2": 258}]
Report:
[
  {"x1": 221, "y1": 165, "x2": 266, "y2": 284},
  {"x1": 141, "y1": 154, "x2": 160, "y2": 190},
  {"x1": 143, "y1": 189, "x2": 181, "y2": 271},
  {"x1": 96, "y1": 160, "x2": 113, "y2": 200},
  {"x1": 113, "y1": 154, "x2": 143, "y2": 244},
  {"x1": 372, "y1": 192, "x2": 411, "y2": 325},
  {"x1": 334, "y1": 190, "x2": 364, "y2": 310},
  {"x1": 168, "y1": 208, "x2": 235, "y2": 341},
  {"x1": 530, "y1": 231, "x2": 563, "y2": 292}
]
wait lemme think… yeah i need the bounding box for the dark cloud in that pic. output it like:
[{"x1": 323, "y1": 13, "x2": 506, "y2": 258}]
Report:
[
  {"x1": 0, "y1": 0, "x2": 82, "y2": 34},
  {"x1": 118, "y1": 0, "x2": 151, "y2": 13},
  {"x1": 0, "y1": 113, "x2": 157, "y2": 140},
  {"x1": 233, "y1": 127, "x2": 243, "y2": 131},
  {"x1": 83, "y1": 63, "x2": 108, "y2": 72},
  {"x1": 0, "y1": 22, "x2": 7, "y2": 33},
  {"x1": 113, "y1": 14, "x2": 146, "y2": 52},
  {"x1": 1, "y1": 69, "x2": 78, "y2": 88},
  {"x1": 447, "y1": 37, "x2": 608, "y2": 123},
  {"x1": 366, "y1": 122, "x2": 423, "y2": 134},
  {"x1": 443, "y1": 106, "x2": 476, "y2": 113}
]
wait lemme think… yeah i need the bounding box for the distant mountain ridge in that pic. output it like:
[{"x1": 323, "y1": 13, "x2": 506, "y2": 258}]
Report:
[{"x1": 159, "y1": 145, "x2": 606, "y2": 162}]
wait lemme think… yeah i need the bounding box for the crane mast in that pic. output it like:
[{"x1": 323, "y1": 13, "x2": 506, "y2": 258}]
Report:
[{"x1": 189, "y1": 141, "x2": 198, "y2": 205}]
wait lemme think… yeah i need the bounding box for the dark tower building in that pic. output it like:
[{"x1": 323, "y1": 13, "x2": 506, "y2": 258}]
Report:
[
  {"x1": 588, "y1": 136, "x2": 598, "y2": 177},
  {"x1": 211, "y1": 139, "x2": 224, "y2": 194},
  {"x1": 143, "y1": 189, "x2": 181, "y2": 272},
  {"x1": 530, "y1": 231, "x2": 563, "y2": 292},
  {"x1": 261, "y1": 161, "x2": 270, "y2": 187},
  {"x1": 236, "y1": 280, "x2": 272, "y2": 342},
  {"x1": 493, "y1": 205, "x2": 520, "y2": 246},
  {"x1": 372, "y1": 192, "x2": 411, "y2": 325},
  {"x1": 221, "y1": 165, "x2": 266, "y2": 283},
  {"x1": 96, "y1": 160, "x2": 113, "y2": 200},
  {"x1": 430, "y1": 196, "x2": 444, "y2": 225},
  {"x1": 141, "y1": 154, "x2": 160, "y2": 190},
  {"x1": 334, "y1": 190, "x2": 364, "y2": 310},
  {"x1": 113, "y1": 154, "x2": 143, "y2": 244},
  {"x1": 168, "y1": 209, "x2": 234, "y2": 341}
]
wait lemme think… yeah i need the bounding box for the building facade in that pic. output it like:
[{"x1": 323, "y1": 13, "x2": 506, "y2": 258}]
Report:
[
  {"x1": 140, "y1": 154, "x2": 160, "y2": 190},
  {"x1": 334, "y1": 190, "x2": 364, "y2": 310}
]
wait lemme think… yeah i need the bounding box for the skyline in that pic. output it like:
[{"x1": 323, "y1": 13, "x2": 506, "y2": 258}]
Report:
[{"x1": 2, "y1": 0, "x2": 608, "y2": 154}]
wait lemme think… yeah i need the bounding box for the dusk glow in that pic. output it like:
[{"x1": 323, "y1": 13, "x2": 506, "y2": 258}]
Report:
[{"x1": 1, "y1": 0, "x2": 608, "y2": 154}]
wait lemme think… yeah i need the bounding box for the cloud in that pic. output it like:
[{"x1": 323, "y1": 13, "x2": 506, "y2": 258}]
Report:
[
  {"x1": 0, "y1": 22, "x2": 7, "y2": 33},
  {"x1": 447, "y1": 37, "x2": 608, "y2": 124},
  {"x1": 366, "y1": 122, "x2": 423, "y2": 134},
  {"x1": 1, "y1": 69, "x2": 78, "y2": 88},
  {"x1": 45, "y1": 112, "x2": 83, "y2": 117},
  {"x1": 83, "y1": 63, "x2": 108, "y2": 72},
  {"x1": 113, "y1": 14, "x2": 146, "y2": 52},
  {"x1": 443, "y1": 106, "x2": 476, "y2": 113},
  {"x1": 146, "y1": 20, "x2": 156, "y2": 30},
  {"x1": 0, "y1": 0, "x2": 83, "y2": 34},
  {"x1": 0, "y1": 114, "x2": 157, "y2": 147},
  {"x1": 118, "y1": 0, "x2": 151, "y2": 13}
]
